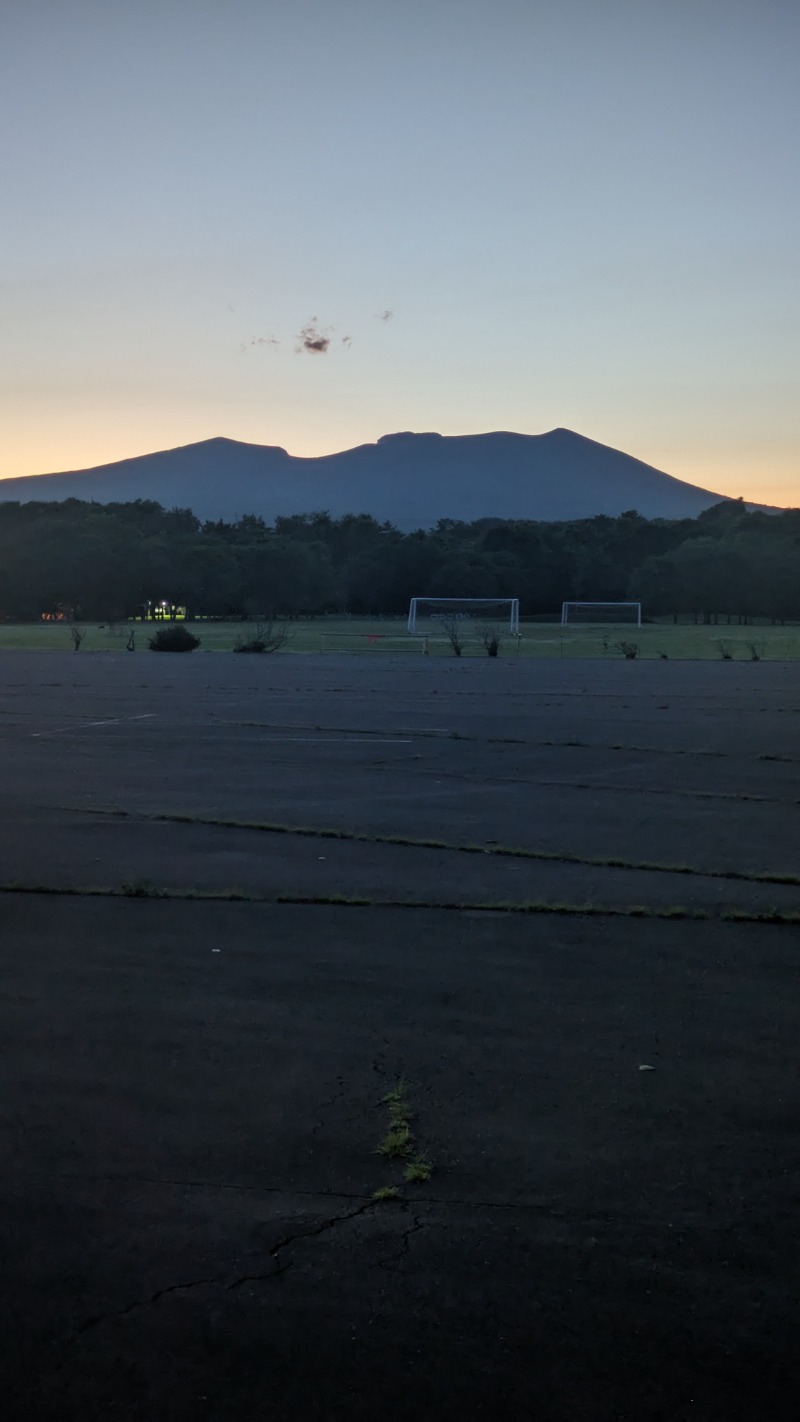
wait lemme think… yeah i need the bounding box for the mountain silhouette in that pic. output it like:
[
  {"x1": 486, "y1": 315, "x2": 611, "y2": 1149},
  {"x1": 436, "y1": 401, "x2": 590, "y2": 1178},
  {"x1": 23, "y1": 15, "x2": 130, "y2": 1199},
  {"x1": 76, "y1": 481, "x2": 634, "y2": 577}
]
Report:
[{"x1": 0, "y1": 429, "x2": 759, "y2": 526}]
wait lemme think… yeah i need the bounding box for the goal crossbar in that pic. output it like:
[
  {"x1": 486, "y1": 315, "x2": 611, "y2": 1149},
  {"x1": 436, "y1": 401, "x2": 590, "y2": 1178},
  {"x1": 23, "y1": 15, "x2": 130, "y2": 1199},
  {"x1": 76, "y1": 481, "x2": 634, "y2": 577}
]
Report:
[{"x1": 408, "y1": 597, "x2": 520, "y2": 634}]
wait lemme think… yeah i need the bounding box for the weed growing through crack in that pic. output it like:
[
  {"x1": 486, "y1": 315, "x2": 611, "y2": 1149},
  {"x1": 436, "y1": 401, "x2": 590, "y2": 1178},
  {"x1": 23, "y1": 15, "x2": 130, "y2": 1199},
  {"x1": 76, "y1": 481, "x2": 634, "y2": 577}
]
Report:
[
  {"x1": 404, "y1": 1156, "x2": 433, "y2": 1184},
  {"x1": 377, "y1": 1079, "x2": 414, "y2": 1158},
  {"x1": 383, "y1": 1079, "x2": 412, "y2": 1120},
  {"x1": 377, "y1": 1123, "x2": 414, "y2": 1159},
  {"x1": 120, "y1": 879, "x2": 164, "y2": 898},
  {"x1": 375, "y1": 1079, "x2": 434, "y2": 1187},
  {"x1": 372, "y1": 1186, "x2": 400, "y2": 1202}
]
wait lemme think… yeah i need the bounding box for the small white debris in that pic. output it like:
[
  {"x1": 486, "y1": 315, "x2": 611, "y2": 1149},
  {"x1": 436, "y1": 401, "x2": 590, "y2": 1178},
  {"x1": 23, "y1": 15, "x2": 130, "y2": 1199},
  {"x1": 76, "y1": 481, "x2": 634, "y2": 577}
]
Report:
[
  {"x1": 212, "y1": 948, "x2": 221, "y2": 954},
  {"x1": 638, "y1": 1063, "x2": 655, "y2": 1071},
  {"x1": 318, "y1": 856, "x2": 326, "y2": 860}
]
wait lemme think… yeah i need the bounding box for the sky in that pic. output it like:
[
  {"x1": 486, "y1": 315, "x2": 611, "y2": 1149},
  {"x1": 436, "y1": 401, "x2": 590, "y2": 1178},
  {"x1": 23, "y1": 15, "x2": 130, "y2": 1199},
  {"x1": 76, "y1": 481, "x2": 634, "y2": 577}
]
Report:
[{"x1": 2, "y1": 0, "x2": 798, "y2": 505}]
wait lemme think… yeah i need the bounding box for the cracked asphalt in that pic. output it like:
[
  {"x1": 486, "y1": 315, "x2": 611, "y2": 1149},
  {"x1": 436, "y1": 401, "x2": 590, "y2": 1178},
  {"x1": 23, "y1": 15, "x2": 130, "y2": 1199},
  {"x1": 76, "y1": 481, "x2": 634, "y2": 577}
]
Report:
[{"x1": 1, "y1": 651, "x2": 799, "y2": 1420}]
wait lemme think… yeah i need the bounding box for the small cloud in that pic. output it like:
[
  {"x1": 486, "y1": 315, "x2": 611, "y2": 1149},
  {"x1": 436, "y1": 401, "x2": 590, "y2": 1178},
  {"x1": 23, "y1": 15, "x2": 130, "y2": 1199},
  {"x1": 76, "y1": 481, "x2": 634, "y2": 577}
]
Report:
[
  {"x1": 296, "y1": 317, "x2": 332, "y2": 354},
  {"x1": 341, "y1": 335, "x2": 352, "y2": 348},
  {"x1": 250, "y1": 334, "x2": 280, "y2": 348},
  {"x1": 377, "y1": 309, "x2": 393, "y2": 322}
]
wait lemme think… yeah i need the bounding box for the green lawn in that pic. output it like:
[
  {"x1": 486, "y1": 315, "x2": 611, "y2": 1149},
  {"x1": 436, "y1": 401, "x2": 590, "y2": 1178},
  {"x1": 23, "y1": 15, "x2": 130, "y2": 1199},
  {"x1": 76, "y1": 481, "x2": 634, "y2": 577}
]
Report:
[{"x1": 2, "y1": 617, "x2": 799, "y2": 658}]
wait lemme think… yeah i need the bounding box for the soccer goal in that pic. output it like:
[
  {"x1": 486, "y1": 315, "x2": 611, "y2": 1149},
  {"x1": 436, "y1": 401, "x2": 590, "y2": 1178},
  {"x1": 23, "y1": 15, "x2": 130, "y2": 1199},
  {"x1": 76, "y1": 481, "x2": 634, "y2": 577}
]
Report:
[
  {"x1": 561, "y1": 602, "x2": 642, "y2": 627},
  {"x1": 407, "y1": 597, "x2": 520, "y2": 635}
]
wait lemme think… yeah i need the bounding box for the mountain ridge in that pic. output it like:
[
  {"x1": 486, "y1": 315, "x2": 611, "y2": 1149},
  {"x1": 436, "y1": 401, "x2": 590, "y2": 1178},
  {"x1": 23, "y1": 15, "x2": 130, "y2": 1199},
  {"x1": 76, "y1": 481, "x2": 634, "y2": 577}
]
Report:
[{"x1": 0, "y1": 429, "x2": 770, "y2": 527}]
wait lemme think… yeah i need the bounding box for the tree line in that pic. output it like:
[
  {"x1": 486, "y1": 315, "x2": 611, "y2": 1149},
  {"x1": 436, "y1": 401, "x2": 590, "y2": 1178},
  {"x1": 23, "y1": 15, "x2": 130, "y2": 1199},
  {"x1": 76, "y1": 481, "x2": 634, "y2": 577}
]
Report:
[{"x1": 0, "y1": 496, "x2": 798, "y2": 624}]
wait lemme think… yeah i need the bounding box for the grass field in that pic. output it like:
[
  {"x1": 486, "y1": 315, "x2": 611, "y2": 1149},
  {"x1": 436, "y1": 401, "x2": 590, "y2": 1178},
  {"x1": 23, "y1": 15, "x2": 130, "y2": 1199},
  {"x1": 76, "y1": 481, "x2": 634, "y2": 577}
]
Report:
[{"x1": 2, "y1": 615, "x2": 799, "y2": 658}]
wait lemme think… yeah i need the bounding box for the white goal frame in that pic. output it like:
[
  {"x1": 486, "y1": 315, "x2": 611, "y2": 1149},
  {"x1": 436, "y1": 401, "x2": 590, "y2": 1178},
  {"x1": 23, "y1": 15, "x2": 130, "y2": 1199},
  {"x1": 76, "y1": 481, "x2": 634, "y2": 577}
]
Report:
[
  {"x1": 561, "y1": 601, "x2": 642, "y2": 627},
  {"x1": 408, "y1": 597, "x2": 520, "y2": 634}
]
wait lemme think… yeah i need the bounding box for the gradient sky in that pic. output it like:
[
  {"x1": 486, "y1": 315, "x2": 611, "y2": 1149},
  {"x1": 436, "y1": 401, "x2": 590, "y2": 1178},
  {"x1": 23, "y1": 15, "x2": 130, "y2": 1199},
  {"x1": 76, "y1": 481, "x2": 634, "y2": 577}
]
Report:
[{"x1": 2, "y1": 0, "x2": 798, "y2": 504}]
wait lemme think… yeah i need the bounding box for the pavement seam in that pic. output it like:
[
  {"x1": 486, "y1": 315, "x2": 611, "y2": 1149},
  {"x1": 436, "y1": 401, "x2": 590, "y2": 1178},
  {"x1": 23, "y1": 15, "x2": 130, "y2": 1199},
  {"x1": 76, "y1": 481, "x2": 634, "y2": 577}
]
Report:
[
  {"x1": 59, "y1": 805, "x2": 800, "y2": 889},
  {"x1": 26, "y1": 1171, "x2": 761, "y2": 1221},
  {"x1": 212, "y1": 718, "x2": 800, "y2": 764},
  {"x1": 48, "y1": 1173, "x2": 376, "y2": 1200},
  {"x1": 390, "y1": 770, "x2": 797, "y2": 808},
  {"x1": 35, "y1": 1171, "x2": 577, "y2": 1216},
  {"x1": 2, "y1": 882, "x2": 799, "y2": 923}
]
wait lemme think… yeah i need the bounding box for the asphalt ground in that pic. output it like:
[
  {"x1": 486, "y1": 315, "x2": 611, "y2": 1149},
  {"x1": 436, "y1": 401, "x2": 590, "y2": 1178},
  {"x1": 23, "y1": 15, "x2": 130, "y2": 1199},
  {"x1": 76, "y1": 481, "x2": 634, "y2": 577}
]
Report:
[{"x1": 1, "y1": 651, "x2": 799, "y2": 1420}]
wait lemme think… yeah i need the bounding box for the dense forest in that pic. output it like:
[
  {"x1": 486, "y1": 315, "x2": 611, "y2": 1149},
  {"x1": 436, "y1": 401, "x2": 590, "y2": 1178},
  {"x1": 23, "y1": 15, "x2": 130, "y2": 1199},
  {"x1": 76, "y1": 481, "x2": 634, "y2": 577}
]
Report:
[{"x1": 0, "y1": 496, "x2": 798, "y2": 623}]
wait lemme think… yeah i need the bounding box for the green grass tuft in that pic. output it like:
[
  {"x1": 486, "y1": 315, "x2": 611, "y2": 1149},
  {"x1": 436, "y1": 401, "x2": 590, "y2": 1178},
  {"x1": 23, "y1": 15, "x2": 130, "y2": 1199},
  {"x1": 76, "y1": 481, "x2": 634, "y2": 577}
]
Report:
[
  {"x1": 383, "y1": 1079, "x2": 413, "y2": 1120},
  {"x1": 403, "y1": 1156, "x2": 433, "y2": 1184},
  {"x1": 376, "y1": 1124, "x2": 414, "y2": 1159},
  {"x1": 120, "y1": 880, "x2": 165, "y2": 898},
  {"x1": 372, "y1": 1186, "x2": 400, "y2": 1202}
]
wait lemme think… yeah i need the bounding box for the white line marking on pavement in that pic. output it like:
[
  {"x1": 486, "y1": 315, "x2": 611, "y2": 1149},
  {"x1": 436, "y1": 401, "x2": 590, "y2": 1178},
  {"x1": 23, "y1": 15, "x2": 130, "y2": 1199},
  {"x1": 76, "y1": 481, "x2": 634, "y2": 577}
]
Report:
[
  {"x1": 245, "y1": 736, "x2": 413, "y2": 744},
  {"x1": 31, "y1": 713, "x2": 157, "y2": 738}
]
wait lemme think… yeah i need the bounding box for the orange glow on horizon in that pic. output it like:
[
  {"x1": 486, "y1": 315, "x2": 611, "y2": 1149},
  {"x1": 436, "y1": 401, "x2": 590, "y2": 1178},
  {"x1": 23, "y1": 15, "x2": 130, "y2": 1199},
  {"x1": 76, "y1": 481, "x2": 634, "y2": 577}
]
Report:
[{"x1": 0, "y1": 425, "x2": 797, "y2": 511}]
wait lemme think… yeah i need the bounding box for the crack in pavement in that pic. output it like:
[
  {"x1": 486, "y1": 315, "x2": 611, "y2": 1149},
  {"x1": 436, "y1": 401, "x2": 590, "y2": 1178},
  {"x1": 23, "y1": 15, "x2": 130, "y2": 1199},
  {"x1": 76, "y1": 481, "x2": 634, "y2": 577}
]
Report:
[
  {"x1": 310, "y1": 1074, "x2": 348, "y2": 1138},
  {"x1": 43, "y1": 1171, "x2": 374, "y2": 1202},
  {"x1": 73, "y1": 1199, "x2": 384, "y2": 1337},
  {"x1": 77, "y1": 1276, "x2": 221, "y2": 1334},
  {"x1": 24, "y1": 1170, "x2": 644, "y2": 1218},
  {"x1": 377, "y1": 1215, "x2": 425, "y2": 1272},
  {"x1": 371, "y1": 1034, "x2": 394, "y2": 1078},
  {"x1": 231, "y1": 1199, "x2": 383, "y2": 1287}
]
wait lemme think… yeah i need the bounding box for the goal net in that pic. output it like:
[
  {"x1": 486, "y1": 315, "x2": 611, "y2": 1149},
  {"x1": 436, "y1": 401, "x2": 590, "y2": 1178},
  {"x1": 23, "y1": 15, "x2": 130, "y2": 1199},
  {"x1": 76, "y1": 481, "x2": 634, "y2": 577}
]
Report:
[
  {"x1": 408, "y1": 597, "x2": 520, "y2": 634},
  {"x1": 561, "y1": 602, "x2": 641, "y2": 627}
]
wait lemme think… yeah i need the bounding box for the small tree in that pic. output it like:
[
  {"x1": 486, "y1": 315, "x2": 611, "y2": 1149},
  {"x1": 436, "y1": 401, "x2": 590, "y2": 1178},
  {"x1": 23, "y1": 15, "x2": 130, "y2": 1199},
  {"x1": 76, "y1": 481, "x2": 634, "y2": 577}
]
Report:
[
  {"x1": 233, "y1": 620, "x2": 291, "y2": 653},
  {"x1": 617, "y1": 640, "x2": 639, "y2": 660},
  {"x1": 481, "y1": 624, "x2": 501, "y2": 657},
  {"x1": 70, "y1": 624, "x2": 86, "y2": 651},
  {"x1": 440, "y1": 615, "x2": 464, "y2": 657}
]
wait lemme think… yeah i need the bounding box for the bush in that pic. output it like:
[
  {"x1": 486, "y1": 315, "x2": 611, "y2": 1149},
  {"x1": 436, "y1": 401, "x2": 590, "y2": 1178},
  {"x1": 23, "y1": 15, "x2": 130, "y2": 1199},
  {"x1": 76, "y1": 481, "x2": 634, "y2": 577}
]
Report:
[
  {"x1": 148, "y1": 624, "x2": 201, "y2": 653},
  {"x1": 617, "y1": 640, "x2": 639, "y2": 660}
]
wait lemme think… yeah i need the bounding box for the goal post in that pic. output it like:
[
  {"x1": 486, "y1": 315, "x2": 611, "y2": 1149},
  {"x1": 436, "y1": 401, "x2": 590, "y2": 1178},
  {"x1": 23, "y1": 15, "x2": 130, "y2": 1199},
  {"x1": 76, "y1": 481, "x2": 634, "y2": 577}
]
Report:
[
  {"x1": 408, "y1": 597, "x2": 520, "y2": 634},
  {"x1": 561, "y1": 602, "x2": 642, "y2": 627}
]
